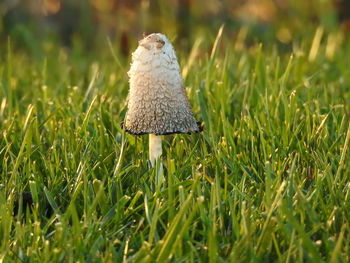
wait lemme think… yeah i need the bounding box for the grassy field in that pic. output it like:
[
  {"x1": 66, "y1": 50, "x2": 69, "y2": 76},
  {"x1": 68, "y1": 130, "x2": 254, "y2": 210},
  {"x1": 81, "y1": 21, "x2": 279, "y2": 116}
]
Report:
[{"x1": 1, "y1": 26, "x2": 350, "y2": 262}]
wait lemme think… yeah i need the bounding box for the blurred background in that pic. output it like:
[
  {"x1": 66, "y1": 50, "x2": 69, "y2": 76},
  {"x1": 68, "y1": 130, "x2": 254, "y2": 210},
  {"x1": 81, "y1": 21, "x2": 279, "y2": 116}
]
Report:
[{"x1": 0, "y1": 0, "x2": 349, "y2": 57}]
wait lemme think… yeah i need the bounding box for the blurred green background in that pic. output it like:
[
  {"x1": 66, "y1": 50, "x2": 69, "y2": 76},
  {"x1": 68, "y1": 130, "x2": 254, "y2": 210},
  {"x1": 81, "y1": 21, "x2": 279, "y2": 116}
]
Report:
[{"x1": 1, "y1": 0, "x2": 349, "y2": 56}]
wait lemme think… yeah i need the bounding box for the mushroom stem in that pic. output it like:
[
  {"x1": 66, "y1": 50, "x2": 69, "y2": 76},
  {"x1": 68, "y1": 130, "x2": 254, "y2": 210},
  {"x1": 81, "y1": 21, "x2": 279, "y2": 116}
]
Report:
[{"x1": 149, "y1": 134, "x2": 162, "y2": 167}]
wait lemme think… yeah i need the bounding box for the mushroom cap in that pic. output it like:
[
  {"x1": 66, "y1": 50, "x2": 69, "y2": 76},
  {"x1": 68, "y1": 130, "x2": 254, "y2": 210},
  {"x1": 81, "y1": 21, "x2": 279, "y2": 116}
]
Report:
[{"x1": 124, "y1": 33, "x2": 201, "y2": 135}]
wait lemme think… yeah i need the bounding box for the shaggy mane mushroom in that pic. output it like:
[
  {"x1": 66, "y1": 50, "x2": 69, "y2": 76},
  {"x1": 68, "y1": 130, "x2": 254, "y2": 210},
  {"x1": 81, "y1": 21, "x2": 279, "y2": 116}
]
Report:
[{"x1": 124, "y1": 33, "x2": 201, "y2": 167}]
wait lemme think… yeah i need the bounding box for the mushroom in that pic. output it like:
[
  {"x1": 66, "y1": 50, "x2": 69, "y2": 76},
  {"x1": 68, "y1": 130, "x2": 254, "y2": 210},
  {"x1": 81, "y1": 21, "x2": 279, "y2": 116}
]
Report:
[{"x1": 124, "y1": 33, "x2": 201, "y2": 167}]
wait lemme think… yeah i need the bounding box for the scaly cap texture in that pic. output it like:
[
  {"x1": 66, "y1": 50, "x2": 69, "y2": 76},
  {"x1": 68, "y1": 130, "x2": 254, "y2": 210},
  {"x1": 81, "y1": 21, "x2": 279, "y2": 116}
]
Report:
[{"x1": 124, "y1": 33, "x2": 200, "y2": 135}]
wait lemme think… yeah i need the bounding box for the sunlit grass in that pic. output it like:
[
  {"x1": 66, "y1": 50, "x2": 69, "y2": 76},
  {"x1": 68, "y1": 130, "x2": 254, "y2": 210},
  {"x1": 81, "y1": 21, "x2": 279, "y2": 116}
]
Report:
[{"x1": 0, "y1": 28, "x2": 350, "y2": 262}]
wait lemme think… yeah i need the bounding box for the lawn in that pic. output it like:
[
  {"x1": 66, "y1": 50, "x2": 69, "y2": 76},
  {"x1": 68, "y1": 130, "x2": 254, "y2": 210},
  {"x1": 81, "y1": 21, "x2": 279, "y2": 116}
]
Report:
[{"x1": 1, "y1": 25, "x2": 350, "y2": 262}]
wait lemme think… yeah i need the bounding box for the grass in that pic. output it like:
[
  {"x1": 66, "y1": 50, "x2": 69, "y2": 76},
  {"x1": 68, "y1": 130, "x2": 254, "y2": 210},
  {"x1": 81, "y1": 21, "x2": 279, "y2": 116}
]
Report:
[{"x1": 0, "y1": 27, "x2": 350, "y2": 262}]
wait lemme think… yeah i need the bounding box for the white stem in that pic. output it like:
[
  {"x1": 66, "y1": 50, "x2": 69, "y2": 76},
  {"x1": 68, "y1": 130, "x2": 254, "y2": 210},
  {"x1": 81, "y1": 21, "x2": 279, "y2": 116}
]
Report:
[{"x1": 149, "y1": 134, "x2": 162, "y2": 167}]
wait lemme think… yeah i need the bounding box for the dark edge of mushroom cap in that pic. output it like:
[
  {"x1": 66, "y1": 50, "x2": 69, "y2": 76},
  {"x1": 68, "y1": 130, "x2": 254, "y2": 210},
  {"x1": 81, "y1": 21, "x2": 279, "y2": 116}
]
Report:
[{"x1": 122, "y1": 121, "x2": 203, "y2": 136}]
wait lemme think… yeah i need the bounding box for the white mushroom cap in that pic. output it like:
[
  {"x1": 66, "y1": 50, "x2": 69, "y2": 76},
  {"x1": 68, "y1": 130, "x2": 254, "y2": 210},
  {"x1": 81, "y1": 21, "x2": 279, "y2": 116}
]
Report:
[{"x1": 124, "y1": 33, "x2": 201, "y2": 135}]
